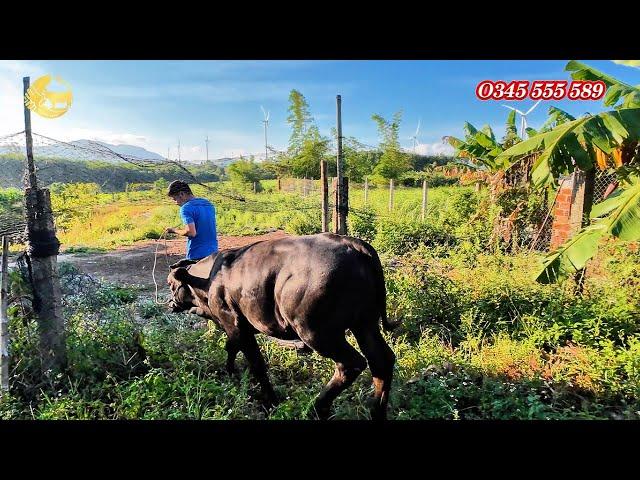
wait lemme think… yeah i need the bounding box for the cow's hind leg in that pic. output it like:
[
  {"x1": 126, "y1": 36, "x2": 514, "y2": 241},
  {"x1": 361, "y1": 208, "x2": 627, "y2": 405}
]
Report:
[
  {"x1": 305, "y1": 335, "x2": 367, "y2": 420},
  {"x1": 225, "y1": 337, "x2": 241, "y2": 377},
  {"x1": 353, "y1": 327, "x2": 396, "y2": 421}
]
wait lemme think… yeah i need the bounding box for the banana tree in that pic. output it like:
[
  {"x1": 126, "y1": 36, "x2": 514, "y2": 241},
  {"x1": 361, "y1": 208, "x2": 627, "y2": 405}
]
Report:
[
  {"x1": 496, "y1": 60, "x2": 640, "y2": 283},
  {"x1": 444, "y1": 112, "x2": 518, "y2": 172}
]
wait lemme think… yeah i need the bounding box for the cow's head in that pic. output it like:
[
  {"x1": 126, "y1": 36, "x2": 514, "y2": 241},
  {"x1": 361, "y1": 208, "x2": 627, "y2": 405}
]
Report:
[{"x1": 167, "y1": 259, "x2": 198, "y2": 312}]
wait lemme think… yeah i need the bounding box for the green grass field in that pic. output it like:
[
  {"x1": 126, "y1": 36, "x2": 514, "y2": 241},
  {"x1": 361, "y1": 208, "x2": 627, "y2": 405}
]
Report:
[
  {"x1": 1, "y1": 180, "x2": 639, "y2": 419},
  {"x1": 41, "y1": 180, "x2": 477, "y2": 250}
]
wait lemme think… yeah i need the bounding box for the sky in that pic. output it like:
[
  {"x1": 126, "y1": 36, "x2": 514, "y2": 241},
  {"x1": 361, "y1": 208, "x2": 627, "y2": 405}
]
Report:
[{"x1": 0, "y1": 59, "x2": 638, "y2": 162}]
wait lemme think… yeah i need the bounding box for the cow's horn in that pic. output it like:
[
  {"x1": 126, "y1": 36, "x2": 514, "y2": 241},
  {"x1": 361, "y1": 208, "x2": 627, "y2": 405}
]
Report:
[{"x1": 170, "y1": 259, "x2": 198, "y2": 270}]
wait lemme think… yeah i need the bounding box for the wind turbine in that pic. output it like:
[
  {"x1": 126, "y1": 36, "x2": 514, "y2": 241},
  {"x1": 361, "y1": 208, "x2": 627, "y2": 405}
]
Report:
[
  {"x1": 261, "y1": 106, "x2": 270, "y2": 161},
  {"x1": 501, "y1": 100, "x2": 541, "y2": 139},
  {"x1": 408, "y1": 118, "x2": 421, "y2": 153}
]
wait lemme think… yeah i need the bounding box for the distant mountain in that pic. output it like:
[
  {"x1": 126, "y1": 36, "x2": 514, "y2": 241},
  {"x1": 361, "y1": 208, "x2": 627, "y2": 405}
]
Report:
[
  {"x1": 195, "y1": 152, "x2": 272, "y2": 167},
  {"x1": 0, "y1": 139, "x2": 166, "y2": 163},
  {"x1": 70, "y1": 140, "x2": 165, "y2": 161}
]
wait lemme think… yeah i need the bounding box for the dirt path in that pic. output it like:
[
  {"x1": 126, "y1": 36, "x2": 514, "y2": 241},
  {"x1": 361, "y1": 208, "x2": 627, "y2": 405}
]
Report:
[{"x1": 57, "y1": 230, "x2": 290, "y2": 291}]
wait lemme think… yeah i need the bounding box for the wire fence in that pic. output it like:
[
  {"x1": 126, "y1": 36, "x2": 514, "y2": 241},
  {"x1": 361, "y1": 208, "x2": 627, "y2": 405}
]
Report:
[
  {"x1": 593, "y1": 169, "x2": 618, "y2": 204},
  {"x1": 0, "y1": 131, "x2": 336, "y2": 241},
  {"x1": 0, "y1": 130, "x2": 598, "y2": 256}
]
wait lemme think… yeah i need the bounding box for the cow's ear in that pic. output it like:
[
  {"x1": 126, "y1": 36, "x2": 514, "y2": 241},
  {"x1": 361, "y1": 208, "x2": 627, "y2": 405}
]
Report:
[
  {"x1": 173, "y1": 267, "x2": 210, "y2": 291},
  {"x1": 170, "y1": 259, "x2": 197, "y2": 270}
]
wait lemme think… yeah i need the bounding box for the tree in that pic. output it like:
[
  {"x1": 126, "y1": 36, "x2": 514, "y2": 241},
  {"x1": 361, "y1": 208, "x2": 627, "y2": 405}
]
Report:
[
  {"x1": 227, "y1": 157, "x2": 263, "y2": 189},
  {"x1": 281, "y1": 89, "x2": 332, "y2": 179},
  {"x1": 262, "y1": 155, "x2": 293, "y2": 179},
  {"x1": 496, "y1": 61, "x2": 640, "y2": 283},
  {"x1": 411, "y1": 154, "x2": 454, "y2": 172},
  {"x1": 328, "y1": 131, "x2": 378, "y2": 182},
  {"x1": 443, "y1": 112, "x2": 525, "y2": 172},
  {"x1": 287, "y1": 89, "x2": 316, "y2": 155},
  {"x1": 291, "y1": 131, "x2": 331, "y2": 179},
  {"x1": 371, "y1": 111, "x2": 411, "y2": 180}
]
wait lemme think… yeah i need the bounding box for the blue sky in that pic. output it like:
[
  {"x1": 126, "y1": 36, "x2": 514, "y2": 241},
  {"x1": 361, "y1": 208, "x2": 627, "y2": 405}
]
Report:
[{"x1": 0, "y1": 60, "x2": 638, "y2": 161}]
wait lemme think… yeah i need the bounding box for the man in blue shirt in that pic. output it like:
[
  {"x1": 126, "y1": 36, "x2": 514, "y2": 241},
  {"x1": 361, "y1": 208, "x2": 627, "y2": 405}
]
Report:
[{"x1": 166, "y1": 180, "x2": 218, "y2": 261}]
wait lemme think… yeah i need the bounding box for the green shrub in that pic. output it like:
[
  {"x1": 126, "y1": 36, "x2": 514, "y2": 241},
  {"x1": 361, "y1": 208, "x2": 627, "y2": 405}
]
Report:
[
  {"x1": 285, "y1": 211, "x2": 321, "y2": 235},
  {"x1": 0, "y1": 187, "x2": 22, "y2": 206},
  {"x1": 373, "y1": 220, "x2": 455, "y2": 255},
  {"x1": 398, "y1": 171, "x2": 459, "y2": 188},
  {"x1": 385, "y1": 254, "x2": 466, "y2": 341},
  {"x1": 348, "y1": 206, "x2": 377, "y2": 243}
]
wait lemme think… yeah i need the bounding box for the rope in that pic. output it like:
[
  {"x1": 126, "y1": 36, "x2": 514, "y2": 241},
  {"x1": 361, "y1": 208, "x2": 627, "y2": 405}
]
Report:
[{"x1": 152, "y1": 229, "x2": 172, "y2": 305}]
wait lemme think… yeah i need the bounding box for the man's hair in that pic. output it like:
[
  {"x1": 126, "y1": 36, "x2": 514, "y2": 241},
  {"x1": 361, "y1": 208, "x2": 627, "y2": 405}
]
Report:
[{"x1": 167, "y1": 180, "x2": 193, "y2": 196}]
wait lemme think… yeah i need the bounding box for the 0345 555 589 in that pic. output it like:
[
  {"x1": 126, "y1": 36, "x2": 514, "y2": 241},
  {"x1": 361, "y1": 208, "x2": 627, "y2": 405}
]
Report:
[{"x1": 475, "y1": 79, "x2": 607, "y2": 101}]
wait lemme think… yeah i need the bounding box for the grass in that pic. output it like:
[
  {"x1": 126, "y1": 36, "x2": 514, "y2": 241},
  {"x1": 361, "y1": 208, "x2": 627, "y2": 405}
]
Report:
[
  {"x1": 37, "y1": 181, "x2": 473, "y2": 250},
  {"x1": 3, "y1": 254, "x2": 639, "y2": 420},
  {"x1": 1, "y1": 180, "x2": 639, "y2": 420}
]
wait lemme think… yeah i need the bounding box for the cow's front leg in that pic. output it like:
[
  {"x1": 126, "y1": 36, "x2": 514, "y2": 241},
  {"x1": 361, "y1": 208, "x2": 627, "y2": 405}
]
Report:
[{"x1": 239, "y1": 332, "x2": 278, "y2": 409}]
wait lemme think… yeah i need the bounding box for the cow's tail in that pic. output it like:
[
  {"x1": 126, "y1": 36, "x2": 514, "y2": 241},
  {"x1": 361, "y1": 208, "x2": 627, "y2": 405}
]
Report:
[{"x1": 356, "y1": 239, "x2": 400, "y2": 333}]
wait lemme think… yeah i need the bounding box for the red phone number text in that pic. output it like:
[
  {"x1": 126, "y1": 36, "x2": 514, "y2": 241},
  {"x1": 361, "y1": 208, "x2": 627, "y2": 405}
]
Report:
[{"x1": 475, "y1": 80, "x2": 607, "y2": 101}]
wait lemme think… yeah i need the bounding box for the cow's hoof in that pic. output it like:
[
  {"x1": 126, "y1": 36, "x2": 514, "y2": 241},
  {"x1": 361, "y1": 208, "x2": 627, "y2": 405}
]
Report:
[
  {"x1": 258, "y1": 388, "x2": 280, "y2": 410},
  {"x1": 310, "y1": 401, "x2": 332, "y2": 420},
  {"x1": 262, "y1": 396, "x2": 279, "y2": 412},
  {"x1": 369, "y1": 409, "x2": 387, "y2": 421}
]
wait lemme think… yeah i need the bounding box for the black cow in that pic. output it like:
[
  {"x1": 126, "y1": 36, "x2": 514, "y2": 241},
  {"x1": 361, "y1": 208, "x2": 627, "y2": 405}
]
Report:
[{"x1": 167, "y1": 233, "x2": 397, "y2": 420}]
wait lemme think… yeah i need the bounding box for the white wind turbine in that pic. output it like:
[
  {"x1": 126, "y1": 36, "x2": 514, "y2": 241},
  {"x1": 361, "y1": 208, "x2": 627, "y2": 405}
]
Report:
[
  {"x1": 408, "y1": 118, "x2": 421, "y2": 153},
  {"x1": 501, "y1": 100, "x2": 541, "y2": 139},
  {"x1": 261, "y1": 106, "x2": 270, "y2": 161}
]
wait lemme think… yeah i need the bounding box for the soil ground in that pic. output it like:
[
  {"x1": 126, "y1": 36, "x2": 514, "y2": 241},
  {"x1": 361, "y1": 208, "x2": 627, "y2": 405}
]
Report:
[{"x1": 56, "y1": 230, "x2": 290, "y2": 291}]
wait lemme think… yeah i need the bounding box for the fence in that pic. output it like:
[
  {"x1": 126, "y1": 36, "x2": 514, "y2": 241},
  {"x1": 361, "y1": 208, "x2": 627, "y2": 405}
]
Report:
[
  {"x1": 278, "y1": 177, "x2": 323, "y2": 196},
  {"x1": 1, "y1": 127, "x2": 618, "y2": 261},
  {"x1": 593, "y1": 169, "x2": 618, "y2": 204}
]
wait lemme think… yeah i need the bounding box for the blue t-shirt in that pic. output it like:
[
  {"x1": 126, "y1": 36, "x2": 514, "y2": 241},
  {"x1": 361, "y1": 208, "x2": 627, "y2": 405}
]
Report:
[{"x1": 179, "y1": 198, "x2": 218, "y2": 260}]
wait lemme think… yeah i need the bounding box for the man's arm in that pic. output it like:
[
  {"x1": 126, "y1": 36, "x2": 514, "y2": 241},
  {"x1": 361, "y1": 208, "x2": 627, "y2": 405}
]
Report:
[{"x1": 167, "y1": 223, "x2": 197, "y2": 237}]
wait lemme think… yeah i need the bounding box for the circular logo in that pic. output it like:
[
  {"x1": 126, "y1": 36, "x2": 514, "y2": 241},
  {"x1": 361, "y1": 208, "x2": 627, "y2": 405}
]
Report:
[{"x1": 24, "y1": 74, "x2": 73, "y2": 119}]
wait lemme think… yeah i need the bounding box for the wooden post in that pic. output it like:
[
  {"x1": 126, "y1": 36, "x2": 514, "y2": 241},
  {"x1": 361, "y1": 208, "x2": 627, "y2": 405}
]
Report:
[
  {"x1": 277, "y1": 178, "x2": 281, "y2": 192},
  {"x1": 389, "y1": 179, "x2": 394, "y2": 212},
  {"x1": 364, "y1": 177, "x2": 368, "y2": 206},
  {"x1": 335, "y1": 95, "x2": 347, "y2": 234},
  {"x1": 321, "y1": 160, "x2": 329, "y2": 232},
  {"x1": 341, "y1": 178, "x2": 349, "y2": 234},
  {"x1": 253, "y1": 182, "x2": 257, "y2": 194},
  {"x1": 332, "y1": 178, "x2": 339, "y2": 233},
  {"x1": 421, "y1": 179, "x2": 428, "y2": 221},
  {"x1": 23, "y1": 77, "x2": 66, "y2": 375},
  {"x1": 23, "y1": 78, "x2": 38, "y2": 190},
  {"x1": 1, "y1": 236, "x2": 9, "y2": 394}
]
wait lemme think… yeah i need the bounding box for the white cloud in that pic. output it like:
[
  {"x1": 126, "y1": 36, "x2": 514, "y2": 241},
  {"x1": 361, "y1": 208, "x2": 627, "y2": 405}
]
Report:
[
  {"x1": 612, "y1": 60, "x2": 640, "y2": 68},
  {"x1": 0, "y1": 60, "x2": 45, "y2": 77},
  {"x1": 415, "y1": 142, "x2": 455, "y2": 156},
  {"x1": 221, "y1": 149, "x2": 248, "y2": 158},
  {"x1": 0, "y1": 76, "x2": 25, "y2": 135},
  {"x1": 63, "y1": 128, "x2": 148, "y2": 146},
  {"x1": 0, "y1": 64, "x2": 47, "y2": 136},
  {"x1": 87, "y1": 80, "x2": 352, "y2": 104}
]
